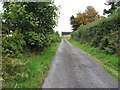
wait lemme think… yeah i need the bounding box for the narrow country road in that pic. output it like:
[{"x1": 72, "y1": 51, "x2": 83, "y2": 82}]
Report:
[{"x1": 42, "y1": 40, "x2": 119, "y2": 88}]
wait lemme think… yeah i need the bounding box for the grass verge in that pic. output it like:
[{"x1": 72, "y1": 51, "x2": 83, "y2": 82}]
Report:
[
  {"x1": 10, "y1": 42, "x2": 60, "y2": 88},
  {"x1": 69, "y1": 39, "x2": 119, "y2": 81}
]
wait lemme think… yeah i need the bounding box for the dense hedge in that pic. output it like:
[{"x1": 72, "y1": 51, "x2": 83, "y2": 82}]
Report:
[
  {"x1": 2, "y1": 2, "x2": 60, "y2": 87},
  {"x1": 71, "y1": 10, "x2": 120, "y2": 54},
  {"x1": 2, "y1": 2, "x2": 60, "y2": 57}
]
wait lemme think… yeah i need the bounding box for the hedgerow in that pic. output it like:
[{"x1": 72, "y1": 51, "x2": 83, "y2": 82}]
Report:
[
  {"x1": 71, "y1": 10, "x2": 120, "y2": 54},
  {"x1": 2, "y1": 2, "x2": 60, "y2": 88}
]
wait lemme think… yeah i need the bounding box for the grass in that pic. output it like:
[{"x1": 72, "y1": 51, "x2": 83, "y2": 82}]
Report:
[
  {"x1": 68, "y1": 39, "x2": 119, "y2": 81},
  {"x1": 10, "y1": 42, "x2": 60, "y2": 88}
]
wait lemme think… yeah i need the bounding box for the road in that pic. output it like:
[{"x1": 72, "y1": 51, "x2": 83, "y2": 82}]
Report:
[{"x1": 42, "y1": 40, "x2": 119, "y2": 88}]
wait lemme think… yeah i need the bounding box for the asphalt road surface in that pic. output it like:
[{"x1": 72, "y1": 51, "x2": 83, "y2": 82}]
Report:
[{"x1": 42, "y1": 40, "x2": 119, "y2": 88}]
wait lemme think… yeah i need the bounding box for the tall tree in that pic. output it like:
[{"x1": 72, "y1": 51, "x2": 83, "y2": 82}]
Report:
[
  {"x1": 2, "y1": 2, "x2": 59, "y2": 54},
  {"x1": 103, "y1": 0, "x2": 120, "y2": 15},
  {"x1": 70, "y1": 6, "x2": 101, "y2": 31}
]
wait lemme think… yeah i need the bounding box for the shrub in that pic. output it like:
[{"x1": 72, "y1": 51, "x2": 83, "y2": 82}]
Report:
[
  {"x1": 2, "y1": 2, "x2": 60, "y2": 88},
  {"x1": 71, "y1": 10, "x2": 120, "y2": 54},
  {"x1": 2, "y1": 58, "x2": 28, "y2": 88},
  {"x1": 2, "y1": 31, "x2": 26, "y2": 57}
]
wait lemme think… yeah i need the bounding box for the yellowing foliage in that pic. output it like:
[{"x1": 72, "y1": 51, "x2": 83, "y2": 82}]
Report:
[{"x1": 70, "y1": 6, "x2": 104, "y2": 31}]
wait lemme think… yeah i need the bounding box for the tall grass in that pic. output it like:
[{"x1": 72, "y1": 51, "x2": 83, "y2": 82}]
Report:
[{"x1": 9, "y1": 42, "x2": 60, "y2": 88}]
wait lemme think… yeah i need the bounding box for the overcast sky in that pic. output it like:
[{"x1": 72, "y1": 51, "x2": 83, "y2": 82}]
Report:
[
  {"x1": 0, "y1": 2, "x2": 3, "y2": 13},
  {"x1": 0, "y1": 1, "x2": 111, "y2": 35},
  {"x1": 54, "y1": 0, "x2": 111, "y2": 35}
]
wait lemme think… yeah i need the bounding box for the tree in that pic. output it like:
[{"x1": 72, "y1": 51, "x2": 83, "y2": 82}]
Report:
[
  {"x1": 70, "y1": 15, "x2": 79, "y2": 31},
  {"x1": 103, "y1": 0, "x2": 120, "y2": 15},
  {"x1": 70, "y1": 6, "x2": 101, "y2": 31},
  {"x1": 2, "y1": 2, "x2": 59, "y2": 54},
  {"x1": 2, "y1": 2, "x2": 60, "y2": 88}
]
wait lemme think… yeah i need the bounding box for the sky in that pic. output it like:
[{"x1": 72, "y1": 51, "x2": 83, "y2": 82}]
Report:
[
  {"x1": 0, "y1": 0, "x2": 111, "y2": 35},
  {"x1": 0, "y1": 2, "x2": 3, "y2": 13},
  {"x1": 54, "y1": 0, "x2": 111, "y2": 35}
]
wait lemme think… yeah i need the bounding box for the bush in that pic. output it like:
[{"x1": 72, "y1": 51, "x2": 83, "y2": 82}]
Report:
[
  {"x1": 71, "y1": 10, "x2": 120, "y2": 54},
  {"x1": 2, "y1": 57, "x2": 28, "y2": 88},
  {"x1": 2, "y1": 2, "x2": 60, "y2": 88},
  {"x1": 2, "y1": 31, "x2": 26, "y2": 57}
]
